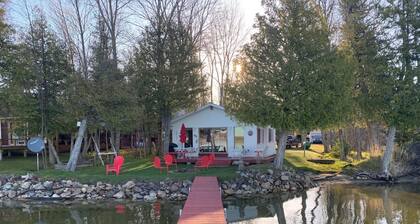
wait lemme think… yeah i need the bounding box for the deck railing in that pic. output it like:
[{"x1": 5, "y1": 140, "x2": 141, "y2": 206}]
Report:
[{"x1": 0, "y1": 138, "x2": 27, "y2": 147}]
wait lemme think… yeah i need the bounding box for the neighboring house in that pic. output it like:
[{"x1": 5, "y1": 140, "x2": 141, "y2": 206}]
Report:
[
  {"x1": 0, "y1": 117, "x2": 27, "y2": 147},
  {"x1": 170, "y1": 103, "x2": 276, "y2": 158}
]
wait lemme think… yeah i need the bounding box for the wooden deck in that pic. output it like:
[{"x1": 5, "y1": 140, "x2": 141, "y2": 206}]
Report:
[
  {"x1": 174, "y1": 154, "x2": 276, "y2": 166},
  {"x1": 178, "y1": 176, "x2": 226, "y2": 224},
  {"x1": 0, "y1": 145, "x2": 28, "y2": 160}
]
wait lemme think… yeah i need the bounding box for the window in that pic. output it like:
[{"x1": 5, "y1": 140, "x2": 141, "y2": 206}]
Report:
[
  {"x1": 234, "y1": 127, "x2": 244, "y2": 150},
  {"x1": 257, "y1": 128, "x2": 265, "y2": 144},
  {"x1": 199, "y1": 128, "x2": 227, "y2": 152},
  {"x1": 269, "y1": 129, "x2": 273, "y2": 142},
  {"x1": 185, "y1": 128, "x2": 193, "y2": 147}
]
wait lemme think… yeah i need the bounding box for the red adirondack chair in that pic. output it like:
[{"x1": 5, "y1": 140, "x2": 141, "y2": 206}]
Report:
[
  {"x1": 106, "y1": 155, "x2": 124, "y2": 175},
  {"x1": 153, "y1": 156, "x2": 163, "y2": 173},
  {"x1": 195, "y1": 156, "x2": 210, "y2": 170},
  {"x1": 164, "y1": 154, "x2": 177, "y2": 172},
  {"x1": 208, "y1": 153, "x2": 216, "y2": 166}
]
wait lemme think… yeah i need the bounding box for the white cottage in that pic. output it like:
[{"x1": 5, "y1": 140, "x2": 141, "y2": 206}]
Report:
[{"x1": 170, "y1": 104, "x2": 276, "y2": 158}]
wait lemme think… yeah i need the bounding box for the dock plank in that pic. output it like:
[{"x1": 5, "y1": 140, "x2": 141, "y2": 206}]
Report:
[{"x1": 178, "y1": 176, "x2": 226, "y2": 224}]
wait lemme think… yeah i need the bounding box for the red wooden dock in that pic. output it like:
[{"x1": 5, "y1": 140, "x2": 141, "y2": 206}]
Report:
[{"x1": 178, "y1": 176, "x2": 226, "y2": 224}]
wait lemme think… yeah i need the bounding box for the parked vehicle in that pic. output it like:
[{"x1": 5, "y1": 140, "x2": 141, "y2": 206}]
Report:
[
  {"x1": 286, "y1": 135, "x2": 302, "y2": 149},
  {"x1": 308, "y1": 131, "x2": 322, "y2": 144}
]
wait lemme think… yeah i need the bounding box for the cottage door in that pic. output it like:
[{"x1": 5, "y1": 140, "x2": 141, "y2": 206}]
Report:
[{"x1": 1, "y1": 121, "x2": 8, "y2": 145}]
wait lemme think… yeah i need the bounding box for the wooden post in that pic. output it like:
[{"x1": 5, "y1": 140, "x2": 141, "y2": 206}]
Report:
[{"x1": 0, "y1": 149, "x2": 3, "y2": 160}]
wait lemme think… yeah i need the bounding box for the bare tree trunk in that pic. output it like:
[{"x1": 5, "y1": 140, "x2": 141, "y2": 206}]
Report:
[
  {"x1": 274, "y1": 130, "x2": 288, "y2": 169},
  {"x1": 82, "y1": 130, "x2": 89, "y2": 157},
  {"x1": 115, "y1": 129, "x2": 121, "y2": 152},
  {"x1": 110, "y1": 129, "x2": 115, "y2": 151},
  {"x1": 322, "y1": 130, "x2": 331, "y2": 153},
  {"x1": 161, "y1": 115, "x2": 171, "y2": 154},
  {"x1": 105, "y1": 130, "x2": 108, "y2": 151},
  {"x1": 339, "y1": 128, "x2": 346, "y2": 161},
  {"x1": 70, "y1": 133, "x2": 74, "y2": 152},
  {"x1": 48, "y1": 136, "x2": 56, "y2": 165},
  {"x1": 368, "y1": 122, "x2": 380, "y2": 152},
  {"x1": 382, "y1": 126, "x2": 396, "y2": 176},
  {"x1": 356, "y1": 128, "x2": 362, "y2": 160},
  {"x1": 66, "y1": 119, "x2": 87, "y2": 171},
  {"x1": 82, "y1": 133, "x2": 92, "y2": 157},
  {"x1": 48, "y1": 138, "x2": 62, "y2": 166}
]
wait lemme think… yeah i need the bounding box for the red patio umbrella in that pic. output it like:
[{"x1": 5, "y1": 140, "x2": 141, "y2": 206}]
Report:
[{"x1": 179, "y1": 123, "x2": 187, "y2": 146}]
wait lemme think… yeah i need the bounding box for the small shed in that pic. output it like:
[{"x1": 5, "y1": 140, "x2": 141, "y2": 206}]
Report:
[{"x1": 170, "y1": 104, "x2": 276, "y2": 158}]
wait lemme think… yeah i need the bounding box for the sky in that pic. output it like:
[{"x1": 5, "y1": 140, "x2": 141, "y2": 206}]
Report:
[
  {"x1": 4, "y1": 0, "x2": 264, "y2": 104},
  {"x1": 237, "y1": 0, "x2": 264, "y2": 32},
  {"x1": 5, "y1": 0, "x2": 264, "y2": 36}
]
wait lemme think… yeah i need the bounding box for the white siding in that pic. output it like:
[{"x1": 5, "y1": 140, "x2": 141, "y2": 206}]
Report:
[{"x1": 170, "y1": 104, "x2": 276, "y2": 157}]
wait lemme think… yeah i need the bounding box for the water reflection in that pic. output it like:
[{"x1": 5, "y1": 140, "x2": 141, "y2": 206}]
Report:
[
  {"x1": 0, "y1": 200, "x2": 181, "y2": 224},
  {"x1": 226, "y1": 184, "x2": 420, "y2": 224},
  {"x1": 0, "y1": 184, "x2": 419, "y2": 224}
]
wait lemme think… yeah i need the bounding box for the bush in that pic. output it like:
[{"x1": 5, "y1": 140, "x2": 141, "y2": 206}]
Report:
[{"x1": 331, "y1": 141, "x2": 351, "y2": 159}]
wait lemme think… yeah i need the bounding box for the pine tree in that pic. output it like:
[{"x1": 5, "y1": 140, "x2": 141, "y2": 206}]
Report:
[
  {"x1": 338, "y1": 0, "x2": 389, "y2": 160},
  {"x1": 0, "y1": 0, "x2": 12, "y2": 116},
  {"x1": 89, "y1": 18, "x2": 137, "y2": 150},
  {"x1": 129, "y1": 20, "x2": 207, "y2": 154},
  {"x1": 379, "y1": 0, "x2": 419, "y2": 176},
  {"x1": 4, "y1": 9, "x2": 72, "y2": 165},
  {"x1": 225, "y1": 0, "x2": 352, "y2": 169}
]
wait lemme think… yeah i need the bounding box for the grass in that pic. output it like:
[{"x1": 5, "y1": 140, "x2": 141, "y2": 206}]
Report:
[
  {"x1": 308, "y1": 144, "x2": 325, "y2": 154},
  {"x1": 0, "y1": 146, "x2": 378, "y2": 183},
  {"x1": 284, "y1": 148, "x2": 372, "y2": 173},
  {"x1": 285, "y1": 150, "x2": 349, "y2": 173},
  {"x1": 0, "y1": 154, "x2": 239, "y2": 184}
]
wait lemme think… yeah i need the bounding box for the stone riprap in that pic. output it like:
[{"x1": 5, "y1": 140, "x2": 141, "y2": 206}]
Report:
[
  {"x1": 0, "y1": 175, "x2": 191, "y2": 202},
  {"x1": 0, "y1": 169, "x2": 316, "y2": 202},
  {"x1": 221, "y1": 169, "x2": 316, "y2": 198}
]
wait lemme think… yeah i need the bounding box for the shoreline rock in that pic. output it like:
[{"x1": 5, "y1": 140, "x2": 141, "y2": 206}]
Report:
[
  {"x1": 0, "y1": 175, "x2": 191, "y2": 202},
  {"x1": 0, "y1": 169, "x2": 317, "y2": 202},
  {"x1": 221, "y1": 169, "x2": 317, "y2": 198}
]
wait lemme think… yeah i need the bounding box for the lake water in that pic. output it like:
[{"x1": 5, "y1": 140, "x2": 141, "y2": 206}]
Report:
[{"x1": 0, "y1": 184, "x2": 419, "y2": 224}]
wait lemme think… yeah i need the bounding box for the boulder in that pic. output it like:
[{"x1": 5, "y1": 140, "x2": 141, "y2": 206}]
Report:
[
  {"x1": 157, "y1": 190, "x2": 167, "y2": 199},
  {"x1": 144, "y1": 193, "x2": 157, "y2": 202},
  {"x1": 60, "y1": 192, "x2": 71, "y2": 198},
  {"x1": 43, "y1": 181, "x2": 53, "y2": 189},
  {"x1": 280, "y1": 175, "x2": 289, "y2": 181},
  {"x1": 2, "y1": 183, "x2": 13, "y2": 190},
  {"x1": 123, "y1": 181, "x2": 136, "y2": 189},
  {"x1": 261, "y1": 182, "x2": 271, "y2": 190},
  {"x1": 133, "y1": 193, "x2": 143, "y2": 200},
  {"x1": 7, "y1": 190, "x2": 16, "y2": 198},
  {"x1": 180, "y1": 187, "x2": 189, "y2": 195},
  {"x1": 170, "y1": 184, "x2": 179, "y2": 192},
  {"x1": 72, "y1": 188, "x2": 82, "y2": 196},
  {"x1": 52, "y1": 193, "x2": 60, "y2": 198},
  {"x1": 32, "y1": 183, "x2": 45, "y2": 190},
  {"x1": 113, "y1": 191, "x2": 125, "y2": 199},
  {"x1": 224, "y1": 189, "x2": 235, "y2": 195},
  {"x1": 21, "y1": 182, "x2": 31, "y2": 189}
]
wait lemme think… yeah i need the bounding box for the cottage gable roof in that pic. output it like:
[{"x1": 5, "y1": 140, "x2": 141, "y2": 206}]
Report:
[{"x1": 171, "y1": 103, "x2": 225, "y2": 124}]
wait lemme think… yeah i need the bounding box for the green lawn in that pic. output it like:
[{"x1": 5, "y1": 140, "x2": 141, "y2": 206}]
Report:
[
  {"x1": 284, "y1": 149, "x2": 371, "y2": 173},
  {"x1": 308, "y1": 144, "x2": 325, "y2": 154},
  {"x1": 0, "y1": 147, "x2": 375, "y2": 183},
  {"x1": 0, "y1": 154, "x2": 239, "y2": 184}
]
